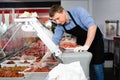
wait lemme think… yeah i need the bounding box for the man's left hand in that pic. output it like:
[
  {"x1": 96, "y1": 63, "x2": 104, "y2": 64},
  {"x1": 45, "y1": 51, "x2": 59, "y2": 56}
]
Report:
[{"x1": 74, "y1": 45, "x2": 89, "y2": 52}]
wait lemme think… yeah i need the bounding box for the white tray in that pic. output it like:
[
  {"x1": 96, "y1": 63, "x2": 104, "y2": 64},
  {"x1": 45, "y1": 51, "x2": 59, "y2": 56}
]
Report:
[{"x1": 1, "y1": 60, "x2": 34, "y2": 67}]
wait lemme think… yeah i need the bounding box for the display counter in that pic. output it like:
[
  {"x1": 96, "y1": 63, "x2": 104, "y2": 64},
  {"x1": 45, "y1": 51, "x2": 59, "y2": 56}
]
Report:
[
  {"x1": 0, "y1": 18, "x2": 92, "y2": 80},
  {"x1": 0, "y1": 52, "x2": 92, "y2": 80}
]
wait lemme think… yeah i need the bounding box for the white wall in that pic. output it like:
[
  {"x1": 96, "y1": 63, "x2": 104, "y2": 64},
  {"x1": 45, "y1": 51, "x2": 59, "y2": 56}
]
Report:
[
  {"x1": 92, "y1": 0, "x2": 120, "y2": 36},
  {"x1": 61, "y1": 0, "x2": 89, "y2": 10},
  {"x1": 61, "y1": 0, "x2": 91, "y2": 14}
]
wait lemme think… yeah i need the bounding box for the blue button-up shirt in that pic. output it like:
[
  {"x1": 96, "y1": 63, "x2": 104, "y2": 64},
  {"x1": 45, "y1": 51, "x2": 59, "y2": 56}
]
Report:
[{"x1": 52, "y1": 6, "x2": 96, "y2": 45}]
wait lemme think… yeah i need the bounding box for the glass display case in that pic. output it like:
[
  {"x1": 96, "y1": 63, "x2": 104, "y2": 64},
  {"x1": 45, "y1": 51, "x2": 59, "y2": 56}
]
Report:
[
  {"x1": 0, "y1": 18, "x2": 60, "y2": 79},
  {"x1": 0, "y1": 20, "x2": 47, "y2": 60}
]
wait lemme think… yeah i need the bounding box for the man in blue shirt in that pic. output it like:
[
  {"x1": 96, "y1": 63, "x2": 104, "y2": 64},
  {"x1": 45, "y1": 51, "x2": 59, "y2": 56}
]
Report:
[{"x1": 49, "y1": 4, "x2": 104, "y2": 80}]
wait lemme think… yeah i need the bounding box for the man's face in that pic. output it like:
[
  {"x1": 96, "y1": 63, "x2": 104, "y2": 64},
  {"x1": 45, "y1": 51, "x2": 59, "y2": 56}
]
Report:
[{"x1": 51, "y1": 10, "x2": 66, "y2": 25}]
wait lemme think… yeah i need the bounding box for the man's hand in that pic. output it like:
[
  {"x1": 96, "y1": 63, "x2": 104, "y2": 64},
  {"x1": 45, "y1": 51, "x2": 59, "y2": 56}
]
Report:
[{"x1": 74, "y1": 45, "x2": 89, "y2": 52}]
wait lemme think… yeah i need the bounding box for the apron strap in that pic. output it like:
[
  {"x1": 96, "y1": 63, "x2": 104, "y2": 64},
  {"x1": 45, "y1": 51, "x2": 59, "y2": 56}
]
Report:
[
  {"x1": 67, "y1": 11, "x2": 78, "y2": 26},
  {"x1": 63, "y1": 11, "x2": 78, "y2": 31}
]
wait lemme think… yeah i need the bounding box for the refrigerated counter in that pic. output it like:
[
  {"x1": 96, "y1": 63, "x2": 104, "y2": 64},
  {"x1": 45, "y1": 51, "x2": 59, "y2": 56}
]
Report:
[
  {"x1": 0, "y1": 51, "x2": 92, "y2": 80},
  {"x1": 0, "y1": 18, "x2": 92, "y2": 80}
]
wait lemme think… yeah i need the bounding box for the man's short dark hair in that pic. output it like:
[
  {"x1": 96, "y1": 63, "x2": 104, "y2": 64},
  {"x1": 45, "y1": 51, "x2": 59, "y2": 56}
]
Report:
[{"x1": 49, "y1": 4, "x2": 64, "y2": 17}]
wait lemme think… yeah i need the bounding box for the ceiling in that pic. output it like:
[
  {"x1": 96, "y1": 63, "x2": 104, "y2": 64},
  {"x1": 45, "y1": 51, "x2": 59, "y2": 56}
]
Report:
[{"x1": 0, "y1": 0, "x2": 60, "y2": 2}]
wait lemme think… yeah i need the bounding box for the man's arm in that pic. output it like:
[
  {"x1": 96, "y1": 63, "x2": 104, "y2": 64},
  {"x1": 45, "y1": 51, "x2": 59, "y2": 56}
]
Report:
[{"x1": 84, "y1": 24, "x2": 97, "y2": 47}]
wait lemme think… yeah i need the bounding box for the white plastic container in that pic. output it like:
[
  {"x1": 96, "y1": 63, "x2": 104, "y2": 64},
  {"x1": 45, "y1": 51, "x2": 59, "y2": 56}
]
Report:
[
  {"x1": 60, "y1": 51, "x2": 92, "y2": 80},
  {"x1": 1, "y1": 60, "x2": 34, "y2": 67},
  {"x1": 1, "y1": 60, "x2": 17, "y2": 68}
]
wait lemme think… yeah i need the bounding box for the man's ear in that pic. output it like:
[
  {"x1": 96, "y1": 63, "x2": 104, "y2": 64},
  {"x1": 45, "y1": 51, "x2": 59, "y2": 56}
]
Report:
[{"x1": 62, "y1": 10, "x2": 66, "y2": 14}]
